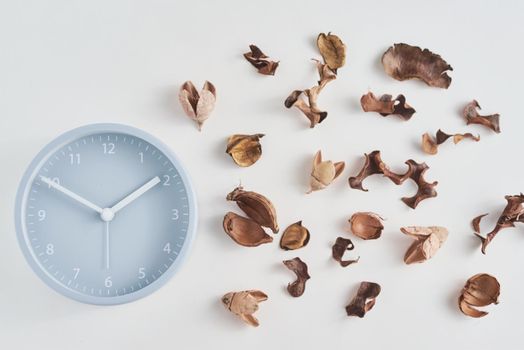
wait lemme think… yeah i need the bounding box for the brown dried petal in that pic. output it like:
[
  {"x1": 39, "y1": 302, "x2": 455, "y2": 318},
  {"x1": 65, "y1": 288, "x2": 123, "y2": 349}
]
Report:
[
  {"x1": 243, "y1": 45, "x2": 279, "y2": 76},
  {"x1": 463, "y1": 100, "x2": 501, "y2": 133},
  {"x1": 382, "y1": 43, "x2": 453, "y2": 89},
  {"x1": 307, "y1": 150, "x2": 345, "y2": 193},
  {"x1": 222, "y1": 212, "x2": 273, "y2": 247},
  {"x1": 226, "y1": 134, "x2": 265, "y2": 167},
  {"x1": 283, "y1": 257, "x2": 310, "y2": 298},
  {"x1": 459, "y1": 274, "x2": 500, "y2": 318},
  {"x1": 332, "y1": 237, "x2": 360, "y2": 267},
  {"x1": 422, "y1": 129, "x2": 480, "y2": 155},
  {"x1": 400, "y1": 226, "x2": 448, "y2": 264},
  {"x1": 178, "y1": 80, "x2": 216, "y2": 131},
  {"x1": 401, "y1": 160, "x2": 438, "y2": 209},
  {"x1": 345, "y1": 282, "x2": 381, "y2": 318},
  {"x1": 221, "y1": 290, "x2": 268, "y2": 326},
  {"x1": 317, "y1": 32, "x2": 346, "y2": 71},
  {"x1": 280, "y1": 221, "x2": 310, "y2": 250},
  {"x1": 349, "y1": 212, "x2": 384, "y2": 240},
  {"x1": 226, "y1": 186, "x2": 278, "y2": 233},
  {"x1": 360, "y1": 92, "x2": 416, "y2": 120}
]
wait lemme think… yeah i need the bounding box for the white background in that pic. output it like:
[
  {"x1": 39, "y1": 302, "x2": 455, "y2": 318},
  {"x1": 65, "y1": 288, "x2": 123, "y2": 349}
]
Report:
[{"x1": 1, "y1": 0, "x2": 523, "y2": 349}]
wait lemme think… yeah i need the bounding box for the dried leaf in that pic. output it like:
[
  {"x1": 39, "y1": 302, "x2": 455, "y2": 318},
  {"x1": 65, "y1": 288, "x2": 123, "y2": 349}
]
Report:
[
  {"x1": 360, "y1": 91, "x2": 416, "y2": 120},
  {"x1": 463, "y1": 100, "x2": 501, "y2": 133},
  {"x1": 178, "y1": 80, "x2": 216, "y2": 131},
  {"x1": 401, "y1": 160, "x2": 438, "y2": 209},
  {"x1": 222, "y1": 290, "x2": 268, "y2": 326},
  {"x1": 421, "y1": 129, "x2": 480, "y2": 155},
  {"x1": 307, "y1": 150, "x2": 345, "y2": 193},
  {"x1": 226, "y1": 186, "x2": 279, "y2": 233},
  {"x1": 283, "y1": 257, "x2": 310, "y2": 297},
  {"x1": 226, "y1": 134, "x2": 265, "y2": 167},
  {"x1": 243, "y1": 45, "x2": 279, "y2": 76},
  {"x1": 400, "y1": 226, "x2": 448, "y2": 264},
  {"x1": 349, "y1": 212, "x2": 384, "y2": 240},
  {"x1": 222, "y1": 212, "x2": 273, "y2": 247},
  {"x1": 472, "y1": 194, "x2": 524, "y2": 254},
  {"x1": 332, "y1": 237, "x2": 360, "y2": 267},
  {"x1": 459, "y1": 274, "x2": 500, "y2": 318},
  {"x1": 280, "y1": 221, "x2": 310, "y2": 250},
  {"x1": 317, "y1": 32, "x2": 346, "y2": 71},
  {"x1": 345, "y1": 282, "x2": 381, "y2": 318},
  {"x1": 382, "y1": 43, "x2": 453, "y2": 89}
]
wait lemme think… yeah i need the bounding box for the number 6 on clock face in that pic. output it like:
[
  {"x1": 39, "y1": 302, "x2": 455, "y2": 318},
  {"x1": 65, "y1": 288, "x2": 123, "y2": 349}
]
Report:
[{"x1": 15, "y1": 123, "x2": 198, "y2": 305}]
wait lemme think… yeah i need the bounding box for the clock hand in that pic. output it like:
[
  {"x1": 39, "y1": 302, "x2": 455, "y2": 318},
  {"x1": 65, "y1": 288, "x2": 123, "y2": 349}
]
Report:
[
  {"x1": 110, "y1": 176, "x2": 161, "y2": 214},
  {"x1": 40, "y1": 176, "x2": 104, "y2": 214},
  {"x1": 104, "y1": 221, "x2": 110, "y2": 270}
]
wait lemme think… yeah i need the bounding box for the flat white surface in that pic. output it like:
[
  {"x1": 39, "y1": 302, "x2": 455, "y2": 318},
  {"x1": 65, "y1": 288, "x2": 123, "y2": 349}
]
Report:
[{"x1": 0, "y1": 1, "x2": 523, "y2": 349}]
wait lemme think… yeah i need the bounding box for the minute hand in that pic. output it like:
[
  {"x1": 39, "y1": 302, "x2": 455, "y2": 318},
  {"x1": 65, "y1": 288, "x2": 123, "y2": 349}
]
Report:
[
  {"x1": 110, "y1": 176, "x2": 161, "y2": 214},
  {"x1": 41, "y1": 176, "x2": 104, "y2": 214}
]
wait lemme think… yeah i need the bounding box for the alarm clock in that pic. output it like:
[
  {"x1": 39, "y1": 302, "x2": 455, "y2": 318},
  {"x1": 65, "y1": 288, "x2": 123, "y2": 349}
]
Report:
[{"x1": 14, "y1": 123, "x2": 198, "y2": 305}]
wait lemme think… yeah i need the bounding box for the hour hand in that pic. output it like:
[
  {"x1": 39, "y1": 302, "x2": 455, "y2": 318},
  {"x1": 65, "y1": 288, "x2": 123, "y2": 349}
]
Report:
[
  {"x1": 40, "y1": 176, "x2": 103, "y2": 214},
  {"x1": 110, "y1": 176, "x2": 161, "y2": 214}
]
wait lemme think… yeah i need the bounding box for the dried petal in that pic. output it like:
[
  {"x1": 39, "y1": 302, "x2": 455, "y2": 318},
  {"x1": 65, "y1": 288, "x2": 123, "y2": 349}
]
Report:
[
  {"x1": 459, "y1": 274, "x2": 500, "y2": 318},
  {"x1": 178, "y1": 80, "x2": 216, "y2": 131},
  {"x1": 382, "y1": 43, "x2": 453, "y2": 89},
  {"x1": 349, "y1": 212, "x2": 384, "y2": 240},
  {"x1": 226, "y1": 186, "x2": 278, "y2": 233},
  {"x1": 222, "y1": 212, "x2": 273, "y2": 247},
  {"x1": 421, "y1": 129, "x2": 480, "y2": 155},
  {"x1": 283, "y1": 257, "x2": 310, "y2": 297},
  {"x1": 226, "y1": 134, "x2": 265, "y2": 167},
  {"x1": 345, "y1": 282, "x2": 381, "y2": 318},
  {"x1": 473, "y1": 194, "x2": 524, "y2": 254},
  {"x1": 221, "y1": 290, "x2": 268, "y2": 326},
  {"x1": 307, "y1": 150, "x2": 345, "y2": 193},
  {"x1": 400, "y1": 226, "x2": 448, "y2": 264},
  {"x1": 243, "y1": 45, "x2": 279, "y2": 76},
  {"x1": 317, "y1": 32, "x2": 346, "y2": 71},
  {"x1": 463, "y1": 100, "x2": 501, "y2": 133},
  {"x1": 401, "y1": 160, "x2": 438, "y2": 209},
  {"x1": 280, "y1": 221, "x2": 310, "y2": 250},
  {"x1": 332, "y1": 237, "x2": 360, "y2": 267},
  {"x1": 360, "y1": 92, "x2": 416, "y2": 120}
]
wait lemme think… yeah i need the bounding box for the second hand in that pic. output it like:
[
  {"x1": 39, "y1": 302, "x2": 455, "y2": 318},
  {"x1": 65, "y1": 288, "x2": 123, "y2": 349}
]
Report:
[{"x1": 105, "y1": 221, "x2": 110, "y2": 270}]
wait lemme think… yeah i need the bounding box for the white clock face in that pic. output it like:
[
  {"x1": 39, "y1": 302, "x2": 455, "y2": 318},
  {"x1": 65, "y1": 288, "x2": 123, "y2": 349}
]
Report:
[{"x1": 15, "y1": 124, "x2": 197, "y2": 304}]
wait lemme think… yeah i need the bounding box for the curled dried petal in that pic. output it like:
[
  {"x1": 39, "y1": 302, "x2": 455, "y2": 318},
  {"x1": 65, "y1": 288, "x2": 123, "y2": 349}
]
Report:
[
  {"x1": 283, "y1": 257, "x2": 310, "y2": 298},
  {"x1": 280, "y1": 221, "x2": 310, "y2": 250},
  {"x1": 349, "y1": 212, "x2": 384, "y2": 240},
  {"x1": 332, "y1": 237, "x2": 360, "y2": 267},
  {"x1": 243, "y1": 45, "x2": 279, "y2": 75},
  {"x1": 307, "y1": 150, "x2": 345, "y2": 193},
  {"x1": 360, "y1": 92, "x2": 416, "y2": 120},
  {"x1": 459, "y1": 274, "x2": 500, "y2": 318},
  {"x1": 221, "y1": 290, "x2": 268, "y2": 326},
  {"x1": 317, "y1": 32, "x2": 346, "y2": 71},
  {"x1": 222, "y1": 212, "x2": 273, "y2": 247},
  {"x1": 382, "y1": 43, "x2": 453, "y2": 89},
  {"x1": 463, "y1": 100, "x2": 501, "y2": 133},
  {"x1": 400, "y1": 226, "x2": 448, "y2": 264},
  {"x1": 401, "y1": 160, "x2": 438, "y2": 209},
  {"x1": 226, "y1": 134, "x2": 265, "y2": 167},
  {"x1": 345, "y1": 282, "x2": 381, "y2": 318},
  {"x1": 226, "y1": 186, "x2": 278, "y2": 233},
  {"x1": 178, "y1": 80, "x2": 216, "y2": 131},
  {"x1": 422, "y1": 129, "x2": 480, "y2": 155}
]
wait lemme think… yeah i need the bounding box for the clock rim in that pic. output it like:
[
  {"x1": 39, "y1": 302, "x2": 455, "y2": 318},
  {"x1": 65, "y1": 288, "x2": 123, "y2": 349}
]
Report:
[{"x1": 14, "y1": 123, "x2": 198, "y2": 305}]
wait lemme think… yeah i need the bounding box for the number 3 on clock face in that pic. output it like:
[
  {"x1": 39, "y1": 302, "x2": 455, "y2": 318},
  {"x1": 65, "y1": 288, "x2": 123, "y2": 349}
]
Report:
[{"x1": 15, "y1": 124, "x2": 198, "y2": 305}]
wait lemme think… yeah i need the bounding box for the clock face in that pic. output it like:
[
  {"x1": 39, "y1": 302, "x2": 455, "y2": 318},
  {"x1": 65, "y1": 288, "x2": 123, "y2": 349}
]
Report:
[{"x1": 15, "y1": 124, "x2": 197, "y2": 305}]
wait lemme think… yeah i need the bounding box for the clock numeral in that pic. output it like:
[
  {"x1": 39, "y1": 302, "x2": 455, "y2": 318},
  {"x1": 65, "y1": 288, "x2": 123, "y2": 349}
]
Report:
[
  {"x1": 171, "y1": 209, "x2": 179, "y2": 220},
  {"x1": 138, "y1": 152, "x2": 144, "y2": 163},
  {"x1": 73, "y1": 267, "x2": 80, "y2": 280},
  {"x1": 138, "y1": 267, "x2": 146, "y2": 279},
  {"x1": 46, "y1": 243, "x2": 54, "y2": 255},
  {"x1": 102, "y1": 143, "x2": 115, "y2": 154},
  {"x1": 163, "y1": 174, "x2": 171, "y2": 186},
  {"x1": 38, "y1": 209, "x2": 46, "y2": 221},
  {"x1": 47, "y1": 177, "x2": 60, "y2": 188},
  {"x1": 69, "y1": 153, "x2": 80, "y2": 165},
  {"x1": 163, "y1": 242, "x2": 172, "y2": 254},
  {"x1": 104, "y1": 276, "x2": 112, "y2": 288}
]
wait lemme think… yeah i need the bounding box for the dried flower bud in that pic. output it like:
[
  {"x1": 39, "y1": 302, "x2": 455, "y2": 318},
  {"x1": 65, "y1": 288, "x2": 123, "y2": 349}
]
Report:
[
  {"x1": 422, "y1": 129, "x2": 480, "y2": 155},
  {"x1": 178, "y1": 81, "x2": 216, "y2": 131},
  {"x1": 332, "y1": 237, "x2": 360, "y2": 267},
  {"x1": 349, "y1": 212, "x2": 384, "y2": 240},
  {"x1": 222, "y1": 212, "x2": 273, "y2": 247},
  {"x1": 360, "y1": 91, "x2": 416, "y2": 120},
  {"x1": 243, "y1": 45, "x2": 279, "y2": 75},
  {"x1": 400, "y1": 226, "x2": 448, "y2": 264},
  {"x1": 222, "y1": 290, "x2": 268, "y2": 326},
  {"x1": 463, "y1": 100, "x2": 501, "y2": 133},
  {"x1": 307, "y1": 150, "x2": 345, "y2": 193},
  {"x1": 283, "y1": 257, "x2": 310, "y2": 297},
  {"x1": 280, "y1": 221, "x2": 310, "y2": 250},
  {"x1": 459, "y1": 274, "x2": 500, "y2": 318},
  {"x1": 346, "y1": 282, "x2": 381, "y2": 318},
  {"x1": 382, "y1": 43, "x2": 453, "y2": 89},
  {"x1": 226, "y1": 134, "x2": 265, "y2": 167},
  {"x1": 317, "y1": 32, "x2": 346, "y2": 72},
  {"x1": 226, "y1": 186, "x2": 278, "y2": 233}
]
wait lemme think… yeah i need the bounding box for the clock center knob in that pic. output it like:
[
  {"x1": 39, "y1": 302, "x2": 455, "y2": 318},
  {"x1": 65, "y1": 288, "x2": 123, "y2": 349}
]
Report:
[{"x1": 100, "y1": 208, "x2": 115, "y2": 222}]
